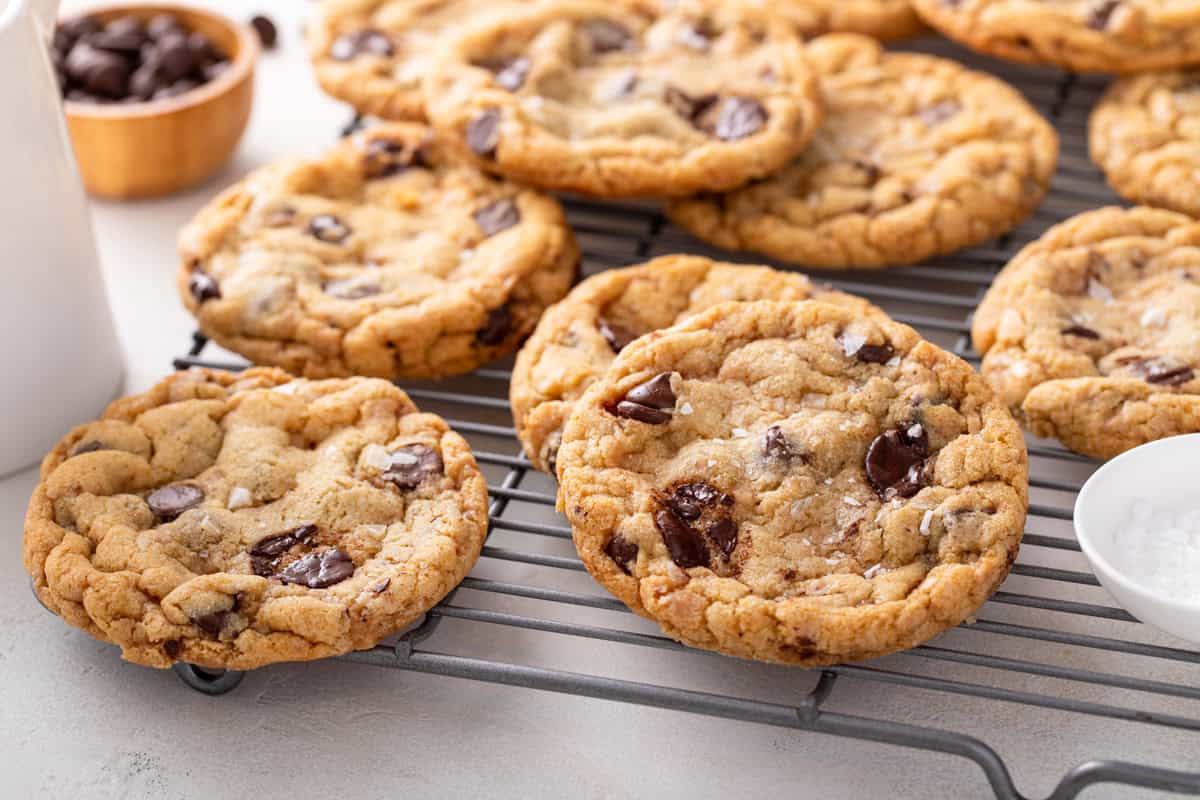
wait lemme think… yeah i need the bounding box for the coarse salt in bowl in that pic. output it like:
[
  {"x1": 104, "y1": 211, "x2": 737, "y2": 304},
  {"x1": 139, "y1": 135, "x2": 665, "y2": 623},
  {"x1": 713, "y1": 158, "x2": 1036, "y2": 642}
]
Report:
[{"x1": 1074, "y1": 433, "x2": 1200, "y2": 645}]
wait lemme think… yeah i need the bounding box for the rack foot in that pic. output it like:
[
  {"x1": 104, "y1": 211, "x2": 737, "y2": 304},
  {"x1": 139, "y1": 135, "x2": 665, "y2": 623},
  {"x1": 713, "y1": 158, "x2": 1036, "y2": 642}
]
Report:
[{"x1": 173, "y1": 663, "x2": 244, "y2": 695}]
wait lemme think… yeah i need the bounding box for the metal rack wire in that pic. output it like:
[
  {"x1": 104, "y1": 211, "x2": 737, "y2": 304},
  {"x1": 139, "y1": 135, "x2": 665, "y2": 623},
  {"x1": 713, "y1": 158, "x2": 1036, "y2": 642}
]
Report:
[{"x1": 163, "y1": 38, "x2": 1200, "y2": 800}]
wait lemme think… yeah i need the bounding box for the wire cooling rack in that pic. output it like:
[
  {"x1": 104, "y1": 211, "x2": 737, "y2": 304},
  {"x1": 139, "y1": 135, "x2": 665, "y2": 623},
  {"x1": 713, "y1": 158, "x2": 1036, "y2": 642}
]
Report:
[{"x1": 161, "y1": 37, "x2": 1200, "y2": 800}]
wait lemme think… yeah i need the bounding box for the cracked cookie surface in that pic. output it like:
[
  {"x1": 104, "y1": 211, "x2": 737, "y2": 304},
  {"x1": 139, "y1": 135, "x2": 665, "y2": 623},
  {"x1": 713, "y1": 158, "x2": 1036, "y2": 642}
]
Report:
[
  {"x1": 23, "y1": 368, "x2": 488, "y2": 670},
  {"x1": 178, "y1": 122, "x2": 578, "y2": 380},
  {"x1": 973, "y1": 206, "x2": 1200, "y2": 461},
  {"x1": 511, "y1": 255, "x2": 881, "y2": 473},
  {"x1": 1090, "y1": 69, "x2": 1200, "y2": 217},
  {"x1": 911, "y1": 0, "x2": 1200, "y2": 74},
  {"x1": 557, "y1": 300, "x2": 1027, "y2": 665},
  {"x1": 423, "y1": 0, "x2": 823, "y2": 197},
  {"x1": 665, "y1": 34, "x2": 1057, "y2": 269}
]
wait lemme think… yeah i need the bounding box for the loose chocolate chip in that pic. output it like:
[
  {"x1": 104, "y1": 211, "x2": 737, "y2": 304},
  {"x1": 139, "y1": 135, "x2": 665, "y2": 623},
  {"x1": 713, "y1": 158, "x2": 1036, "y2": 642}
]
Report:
[
  {"x1": 65, "y1": 43, "x2": 131, "y2": 98},
  {"x1": 146, "y1": 13, "x2": 185, "y2": 39},
  {"x1": 609, "y1": 373, "x2": 676, "y2": 424},
  {"x1": 466, "y1": 109, "x2": 501, "y2": 157},
  {"x1": 664, "y1": 86, "x2": 716, "y2": 122},
  {"x1": 363, "y1": 138, "x2": 425, "y2": 178},
  {"x1": 70, "y1": 440, "x2": 107, "y2": 457},
  {"x1": 129, "y1": 62, "x2": 160, "y2": 99},
  {"x1": 708, "y1": 96, "x2": 766, "y2": 141},
  {"x1": 383, "y1": 444, "x2": 445, "y2": 490},
  {"x1": 856, "y1": 343, "x2": 895, "y2": 364},
  {"x1": 156, "y1": 31, "x2": 197, "y2": 83},
  {"x1": 331, "y1": 28, "x2": 394, "y2": 61},
  {"x1": 475, "y1": 304, "x2": 513, "y2": 346},
  {"x1": 1062, "y1": 325, "x2": 1101, "y2": 339},
  {"x1": 480, "y1": 57, "x2": 530, "y2": 92},
  {"x1": 474, "y1": 199, "x2": 521, "y2": 237},
  {"x1": 865, "y1": 423, "x2": 929, "y2": 498},
  {"x1": 604, "y1": 534, "x2": 639, "y2": 574},
  {"x1": 188, "y1": 269, "x2": 221, "y2": 303},
  {"x1": 91, "y1": 19, "x2": 147, "y2": 54},
  {"x1": 147, "y1": 483, "x2": 205, "y2": 522},
  {"x1": 250, "y1": 14, "x2": 278, "y2": 49},
  {"x1": 1087, "y1": 0, "x2": 1120, "y2": 29},
  {"x1": 163, "y1": 639, "x2": 182, "y2": 658},
  {"x1": 280, "y1": 548, "x2": 356, "y2": 588},
  {"x1": 763, "y1": 425, "x2": 794, "y2": 460},
  {"x1": 193, "y1": 611, "x2": 229, "y2": 636},
  {"x1": 706, "y1": 518, "x2": 738, "y2": 558},
  {"x1": 598, "y1": 318, "x2": 638, "y2": 353},
  {"x1": 582, "y1": 19, "x2": 633, "y2": 53},
  {"x1": 59, "y1": 15, "x2": 102, "y2": 45},
  {"x1": 251, "y1": 524, "x2": 318, "y2": 558},
  {"x1": 919, "y1": 100, "x2": 961, "y2": 126},
  {"x1": 308, "y1": 214, "x2": 351, "y2": 244},
  {"x1": 655, "y1": 508, "x2": 709, "y2": 568},
  {"x1": 203, "y1": 60, "x2": 231, "y2": 81}
]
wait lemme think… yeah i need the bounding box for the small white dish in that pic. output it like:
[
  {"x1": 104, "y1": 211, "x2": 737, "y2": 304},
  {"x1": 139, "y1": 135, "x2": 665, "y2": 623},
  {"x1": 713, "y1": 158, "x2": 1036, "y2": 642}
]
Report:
[{"x1": 1074, "y1": 434, "x2": 1200, "y2": 645}]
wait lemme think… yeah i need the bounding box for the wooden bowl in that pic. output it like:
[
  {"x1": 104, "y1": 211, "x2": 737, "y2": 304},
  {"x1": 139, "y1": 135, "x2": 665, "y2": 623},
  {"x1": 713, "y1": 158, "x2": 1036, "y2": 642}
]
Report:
[{"x1": 63, "y1": 3, "x2": 259, "y2": 200}]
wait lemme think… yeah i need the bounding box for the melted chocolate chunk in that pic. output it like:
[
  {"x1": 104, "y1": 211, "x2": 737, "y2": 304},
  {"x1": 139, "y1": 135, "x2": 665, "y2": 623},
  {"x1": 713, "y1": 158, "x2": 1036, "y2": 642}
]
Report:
[
  {"x1": 604, "y1": 534, "x2": 639, "y2": 574},
  {"x1": 582, "y1": 19, "x2": 633, "y2": 53},
  {"x1": 193, "y1": 611, "x2": 230, "y2": 636},
  {"x1": 188, "y1": 269, "x2": 221, "y2": 303},
  {"x1": 480, "y1": 56, "x2": 530, "y2": 92},
  {"x1": 308, "y1": 214, "x2": 351, "y2": 244},
  {"x1": 363, "y1": 137, "x2": 425, "y2": 179},
  {"x1": 655, "y1": 508, "x2": 708, "y2": 568},
  {"x1": 598, "y1": 318, "x2": 638, "y2": 353},
  {"x1": 474, "y1": 198, "x2": 521, "y2": 236},
  {"x1": 706, "y1": 518, "x2": 737, "y2": 558},
  {"x1": 1144, "y1": 364, "x2": 1195, "y2": 386},
  {"x1": 383, "y1": 444, "x2": 444, "y2": 490},
  {"x1": 1062, "y1": 325, "x2": 1101, "y2": 339},
  {"x1": 763, "y1": 425, "x2": 795, "y2": 461},
  {"x1": 864, "y1": 422, "x2": 929, "y2": 498},
  {"x1": 708, "y1": 96, "x2": 767, "y2": 141},
  {"x1": 665, "y1": 86, "x2": 717, "y2": 122},
  {"x1": 476, "y1": 304, "x2": 513, "y2": 345},
  {"x1": 252, "y1": 524, "x2": 318, "y2": 558},
  {"x1": 654, "y1": 480, "x2": 737, "y2": 568},
  {"x1": 466, "y1": 109, "x2": 501, "y2": 157},
  {"x1": 1088, "y1": 0, "x2": 1120, "y2": 29},
  {"x1": 856, "y1": 343, "x2": 895, "y2": 364},
  {"x1": 146, "y1": 483, "x2": 204, "y2": 522},
  {"x1": 330, "y1": 28, "x2": 394, "y2": 61},
  {"x1": 163, "y1": 639, "x2": 182, "y2": 658},
  {"x1": 609, "y1": 373, "x2": 676, "y2": 424},
  {"x1": 280, "y1": 548, "x2": 355, "y2": 588}
]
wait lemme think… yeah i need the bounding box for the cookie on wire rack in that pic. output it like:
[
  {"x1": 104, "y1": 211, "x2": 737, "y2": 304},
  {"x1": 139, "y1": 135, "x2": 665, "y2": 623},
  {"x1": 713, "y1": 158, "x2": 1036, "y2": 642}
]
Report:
[
  {"x1": 23, "y1": 368, "x2": 489, "y2": 670},
  {"x1": 558, "y1": 300, "x2": 1028, "y2": 666}
]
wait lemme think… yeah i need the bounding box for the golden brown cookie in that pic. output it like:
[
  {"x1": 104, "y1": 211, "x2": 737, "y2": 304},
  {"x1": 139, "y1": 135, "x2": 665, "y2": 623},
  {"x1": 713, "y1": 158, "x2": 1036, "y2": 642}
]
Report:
[
  {"x1": 178, "y1": 122, "x2": 578, "y2": 380},
  {"x1": 665, "y1": 34, "x2": 1057, "y2": 269},
  {"x1": 910, "y1": 0, "x2": 1200, "y2": 74},
  {"x1": 511, "y1": 255, "x2": 881, "y2": 473},
  {"x1": 973, "y1": 207, "x2": 1200, "y2": 460},
  {"x1": 423, "y1": 0, "x2": 823, "y2": 197},
  {"x1": 1090, "y1": 69, "x2": 1200, "y2": 218},
  {"x1": 23, "y1": 368, "x2": 489, "y2": 670},
  {"x1": 767, "y1": 0, "x2": 926, "y2": 40},
  {"x1": 558, "y1": 300, "x2": 1028, "y2": 665}
]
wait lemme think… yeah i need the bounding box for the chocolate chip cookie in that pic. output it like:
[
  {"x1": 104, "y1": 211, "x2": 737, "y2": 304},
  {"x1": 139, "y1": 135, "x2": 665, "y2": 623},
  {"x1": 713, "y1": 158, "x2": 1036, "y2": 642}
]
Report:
[
  {"x1": 422, "y1": 0, "x2": 823, "y2": 197},
  {"x1": 558, "y1": 300, "x2": 1027, "y2": 665},
  {"x1": 973, "y1": 207, "x2": 1200, "y2": 461},
  {"x1": 308, "y1": 0, "x2": 519, "y2": 120},
  {"x1": 769, "y1": 0, "x2": 925, "y2": 41},
  {"x1": 178, "y1": 122, "x2": 578, "y2": 380},
  {"x1": 511, "y1": 255, "x2": 881, "y2": 473},
  {"x1": 910, "y1": 0, "x2": 1200, "y2": 74},
  {"x1": 1090, "y1": 70, "x2": 1200, "y2": 218},
  {"x1": 23, "y1": 368, "x2": 489, "y2": 670},
  {"x1": 666, "y1": 34, "x2": 1057, "y2": 270}
]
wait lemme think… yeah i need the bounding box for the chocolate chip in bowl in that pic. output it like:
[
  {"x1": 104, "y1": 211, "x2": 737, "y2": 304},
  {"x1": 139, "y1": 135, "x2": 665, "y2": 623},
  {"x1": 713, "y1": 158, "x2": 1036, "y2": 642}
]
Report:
[{"x1": 57, "y1": 4, "x2": 260, "y2": 199}]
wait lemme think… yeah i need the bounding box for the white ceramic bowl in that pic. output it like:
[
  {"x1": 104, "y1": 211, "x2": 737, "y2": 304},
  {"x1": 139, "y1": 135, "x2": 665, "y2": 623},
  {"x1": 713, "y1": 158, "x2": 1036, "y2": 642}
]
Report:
[{"x1": 1074, "y1": 434, "x2": 1200, "y2": 645}]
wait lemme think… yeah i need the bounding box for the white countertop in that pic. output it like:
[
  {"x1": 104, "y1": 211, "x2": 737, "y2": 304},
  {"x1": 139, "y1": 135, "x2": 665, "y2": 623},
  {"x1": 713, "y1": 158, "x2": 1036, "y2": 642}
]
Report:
[{"x1": 3, "y1": 2, "x2": 1195, "y2": 798}]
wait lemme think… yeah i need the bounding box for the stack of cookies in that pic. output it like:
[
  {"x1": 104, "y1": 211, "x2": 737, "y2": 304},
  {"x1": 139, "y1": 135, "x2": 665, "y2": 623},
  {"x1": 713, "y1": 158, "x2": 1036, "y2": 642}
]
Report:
[{"x1": 23, "y1": 0, "x2": 1200, "y2": 673}]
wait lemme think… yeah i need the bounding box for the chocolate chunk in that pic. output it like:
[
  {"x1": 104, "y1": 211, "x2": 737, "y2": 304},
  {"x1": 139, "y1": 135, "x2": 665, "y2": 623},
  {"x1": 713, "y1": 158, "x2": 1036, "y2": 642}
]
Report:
[
  {"x1": 163, "y1": 639, "x2": 182, "y2": 658},
  {"x1": 59, "y1": 15, "x2": 102, "y2": 46},
  {"x1": 1142, "y1": 363, "x2": 1195, "y2": 386},
  {"x1": 865, "y1": 422, "x2": 929, "y2": 498},
  {"x1": 582, "y1": 19, "x2": 633, "y2": 53},
  {"x1": 156, "y1": 31, "x2": 196, "y2": 83},
  {"x1": 919, "y1": 100, "x2": 961, "y2": 126},
  {"x1": 146, "y1": 13, "x2": 185, "y2": 39},
  {"x1": 331, "y1": 28, "x2": 394, "y2": 60},
  {"x1": 708, "y1": 97, "x2": 766, "y2": 141},
  {"x1": 188, "y1": 269, "x2": 221, "y2": 303},
  {"x1": 70, "y1": 440, "x2": 107, "y2": 457},
  {"x1": 655, "y1": 508, "x2": 709, "y2": 568},
  {"x1": 604, "y1": 534, "x2": 639, "y2": 574},
  {"x1": 474, "y1": 199, "x2": 521, "y2": 237},
  {"x1": 383, "y1": 445, "x2": 445, "y2": 490},
  {"x1": 856, "y1": 343, "x2": 895, "y2": 364},
  {"x1": 665, "y1": 86, "x2": 717, "y2": 122},
  {"x1": 609, "y1": 373, "x2": 676, "y2": 424},
  {"x1": 280, "y1": 548, "x2": 355, "y2": 588},
  {"x1": 363, "y1": 137, "x2": 425, "y2": 178},
  {"x1": 308, "y1": 214, "x2": 351, "y2": 244},
  {"x1": 250, "y1": 14, "x2": 278, "y2": 49},
  {"x1": 251, "y1": 524, "x2": 318, "y2": 559},
  {"x1": 598, "y1": 318, "x2": 638, "y2": 353},
  {"x1": 466, "y1": 109, "x2": 501, "y2": 157},
  {"x1": 146, "y1": 483, "x2": 204, "y2": 522},
  {"x1": 65, "y1": 43, "x2": 131, "y2": 98},
  {"x1": 193, "y1": 611, "x2": 229, "y2": 636},
  {"x1": 481, "y1": 57, "x2": 530, "y2": 92},
  {"x1": 665, "y1": 481, "x2": 728, "y2": 521},
  {"x1": 91, "y1": 18, "x2": 147, "y2": 54},
  {"x1": 153, "y1": 78, "x2": 198, "y2": 100},
  {"x1": 129, "y1": 62, "x2": 160, "y2": 99},
  {"x1": 763, "y1": 425, "x2": 795, "y2": 461},
  {"x1": 706, "y1": 518, "x2": 737, "y2": 558},
  {"x1": 476, "y1": 304, "x2": 513, "y2": 346},
  {"x1": 1062, "y1": 325, "x2": 1101, "y2": 339},
  {"x1": 1088, "y1": 0, "x2": 1120, "y2": 29}
]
